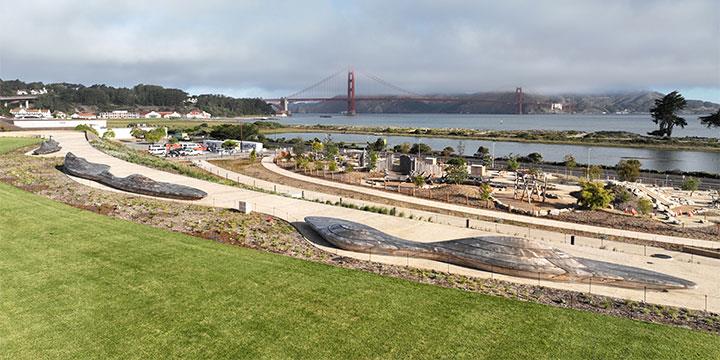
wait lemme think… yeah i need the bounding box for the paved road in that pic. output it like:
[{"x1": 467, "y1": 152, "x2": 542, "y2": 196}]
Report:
[{"x1": 2, "y1": 130, "x2": 719, "y2": 312}]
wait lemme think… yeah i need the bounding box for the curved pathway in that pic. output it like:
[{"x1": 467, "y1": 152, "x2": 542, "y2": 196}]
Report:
[
  {"x1": 1, "y1": 131, "x2": 718, "y2": 312},
  {"x1": 261, "y1": 157, "x2": 718, "y2": 249}
]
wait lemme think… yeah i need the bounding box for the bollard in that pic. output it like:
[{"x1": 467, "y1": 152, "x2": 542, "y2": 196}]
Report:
[
  {"x1": 643, "y1": 286, "x2": 647, "y2": 303},
  {"x1": 466, "y1": 219, "x2": 470, "y2": 228},
  {"x1": 302, "y1": 191, "x2": 305, "y2": 199},
  {"x1": 570, "y1": 235, "x2": 575, "y2": 245}
]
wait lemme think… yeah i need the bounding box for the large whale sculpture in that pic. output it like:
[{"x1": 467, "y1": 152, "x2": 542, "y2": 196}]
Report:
[
  {"x1": 305, "y1": 216, "x2": 695, "y2": 290},
  {"x1": 63, "y1": 152, "x2": 207, "y2": 200}
]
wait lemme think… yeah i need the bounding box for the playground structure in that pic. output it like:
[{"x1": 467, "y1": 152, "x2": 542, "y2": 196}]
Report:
[{"x1": 513, "y1": 172, "x2": 548, "y2": 204}]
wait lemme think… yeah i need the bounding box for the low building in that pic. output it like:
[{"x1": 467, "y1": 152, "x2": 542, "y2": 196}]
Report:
[
  {"x1": 11, "y1": 119, "x2": 106, "y2": 129},
  {"x1": 159, "y1": 111, "x2": 182, "y2": 119},
  {"x1": 10, "y1": 108, "x2": 52, "y2": 119},
  {"x1": 142, "y1": 111, "x2": 162, "y2": 119},
  {"x1": 470, "y1": 164, "x2": 486, "y2": 177},
  {"x1": 53, "y1": 111, "x2": 67, "y2": 119},
  {"x1": 186, "y1": 109, "x2": 212, "y2": 119},
  {"x1": 98, "y1": 110, "x2": 140, "y2": 119},
  {"x1": 71, "y1": 112, "x2": 97, "y2": 119}
]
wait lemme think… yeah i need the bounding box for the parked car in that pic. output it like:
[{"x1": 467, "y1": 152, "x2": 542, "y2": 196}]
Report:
[{"x1": 147, "y1": 144, "x2": 166, "y2": 156}]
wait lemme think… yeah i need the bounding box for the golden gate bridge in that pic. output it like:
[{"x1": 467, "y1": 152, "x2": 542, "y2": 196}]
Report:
[{"x1": 265, "y1": 69, "x2": 567, "y2": 115}]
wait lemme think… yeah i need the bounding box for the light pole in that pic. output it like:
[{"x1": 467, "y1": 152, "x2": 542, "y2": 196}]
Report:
[
  {"x1": 586, "y1": 148, "x2": 591, "y2": 180},
  {"x1": 491, "y1": 142, "x2": 496, "y2": 169}
]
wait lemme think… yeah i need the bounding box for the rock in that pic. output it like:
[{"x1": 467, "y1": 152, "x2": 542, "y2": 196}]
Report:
[
  {"x1": 33, "y1": 138, "x2": 62, "y2": 155},
  {"x1": 63, "y1": 152, "x2": 207, "y2": 200},
  {"x1": 549, "y1": 209, "x2": 561, "y2": 216},
  {"x1": 305, "y1": 216, "x2": 696, "y2": 290}
]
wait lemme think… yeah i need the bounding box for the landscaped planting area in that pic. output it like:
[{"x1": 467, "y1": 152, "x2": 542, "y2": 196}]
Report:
[{"x1": 0, "y1": 137, "x2": 718, "y2": 358}]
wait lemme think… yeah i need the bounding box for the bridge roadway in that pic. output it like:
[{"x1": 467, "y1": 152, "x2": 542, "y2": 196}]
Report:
[{"x1": 1, "y1": 130, "x2": 719, "y2": 312}]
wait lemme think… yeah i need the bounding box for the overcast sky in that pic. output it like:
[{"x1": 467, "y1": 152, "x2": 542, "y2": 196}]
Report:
[{"x1": 1, "y1": 0, "x2": 718, "y2": 101}]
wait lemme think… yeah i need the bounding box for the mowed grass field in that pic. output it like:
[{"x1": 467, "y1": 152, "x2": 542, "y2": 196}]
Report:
[
  {"x1": 0, "y1": 139, "x2": 718, "y2": 359},
  {"x1": 0, "y1": 136, "x2": 41, "y2": 154}
]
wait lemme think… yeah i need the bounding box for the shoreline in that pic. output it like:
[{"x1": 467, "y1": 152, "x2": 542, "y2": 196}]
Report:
[{"x1": 263, "y1": 125, "x2": 720, "y2": 153}]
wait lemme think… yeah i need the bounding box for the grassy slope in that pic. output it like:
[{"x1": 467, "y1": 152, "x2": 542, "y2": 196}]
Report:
[
  {"x1": 0, "y1": 141, "x2": 718, "y2": 359},
  {"x1": 0, "y1": 137, "x2": 41, "y2": 154}
]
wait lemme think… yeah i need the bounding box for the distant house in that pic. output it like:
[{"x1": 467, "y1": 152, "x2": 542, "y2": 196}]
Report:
[
  {"x1": 98, "y1": 110, "x2": 140, "y2": 119},
  {"x1": 53, "y1": 111, "x2": 67, "y2": 119},
  {"x1": 142, "y1": 111, "x2": 162, "y2": 119},
  {"x1": 159, "y1": 111, "x2": 182, "y2": 119},
  {"x1": 10, "y1": 108, "x2": 51, "y2": 118},
  {"x1": 71, "y1": 112, "x2": 97, "y2": 120},
  {"x1": 550, "y1": 103, "x2": 563, "y2": 112},
  {"x1": 185, "y1": 109, "x2": 211, "y2": 119}
]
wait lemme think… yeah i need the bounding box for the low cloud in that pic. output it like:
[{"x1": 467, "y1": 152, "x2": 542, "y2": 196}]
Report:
[{"x1": 1, "y1": 0, "x2": 718, "y2": 99}]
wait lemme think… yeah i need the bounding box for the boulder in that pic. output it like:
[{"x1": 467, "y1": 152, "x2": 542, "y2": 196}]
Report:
[
  {"x1": 63, "y1": 152, "x2": 207, "y2": 200},
  {"x1": 33, "y1": 138, "x2": 62, "y2": 155}
]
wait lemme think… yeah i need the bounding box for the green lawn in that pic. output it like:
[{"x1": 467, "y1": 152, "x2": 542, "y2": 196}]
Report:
[
  {"x1": 0, "y1": 137, "x2": 41, "y2": 154},
  {"x1": 0, "y1": 141, "x2": 718, "y2": 359}
]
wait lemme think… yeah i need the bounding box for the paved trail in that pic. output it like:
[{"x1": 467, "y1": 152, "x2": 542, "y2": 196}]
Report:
[{"x1": 2, "y1": 131, "x2": 719, "y2": 312}]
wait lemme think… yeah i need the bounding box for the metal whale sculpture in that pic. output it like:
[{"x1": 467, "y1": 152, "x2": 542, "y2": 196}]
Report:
[
  {"x1": 305, "y1": 216, "x2": 695, "y2": 290},
  {"x1": 63, "y1": 152, "x2": 208, "y2": 200}
]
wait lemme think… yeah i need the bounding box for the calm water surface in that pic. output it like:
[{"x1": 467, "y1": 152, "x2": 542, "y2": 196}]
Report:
[{"x1": 280, "y1": 113, "x2": 720, "y2": 138}]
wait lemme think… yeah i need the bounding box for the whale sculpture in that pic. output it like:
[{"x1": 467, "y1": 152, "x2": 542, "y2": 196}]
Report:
[
  {"x1": 33, "y1": 137, "x2": 61, "y2": 155},
  {"x1": 305, "y1": 216, "x2": 695, "y2": 290},
  {"x1": 63, "y1": 152, "x2": 207, "y2": 200}
]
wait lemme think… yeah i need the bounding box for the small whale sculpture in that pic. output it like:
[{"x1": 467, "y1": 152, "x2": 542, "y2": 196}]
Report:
[
  {"x1": 63, "y1": 152, "x2": 207, "y2": 200},
  {"x1": 305, "y1": 216, "x2": 695, "y2": 290}
]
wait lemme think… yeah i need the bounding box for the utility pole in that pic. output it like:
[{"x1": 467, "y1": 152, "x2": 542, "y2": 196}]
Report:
[{"x1": 586, "y1": 148, "x2": 591, "y2": 180}]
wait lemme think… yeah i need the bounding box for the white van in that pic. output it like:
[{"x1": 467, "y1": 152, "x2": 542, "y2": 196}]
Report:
[{"x1": 148, "y1": 144, "x2": 166, "y2": 156}]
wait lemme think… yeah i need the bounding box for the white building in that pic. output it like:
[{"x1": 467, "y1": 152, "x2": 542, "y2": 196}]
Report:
[
  {"x1": 53, "y1": 111, "x2": 67, "y2": 119},
  {"x1": 71, "y1": 112, "x2": 98, "y2": 120},
  {"x1": 550, "y1": 103, "x2": 563, "y2": 112},
  {"x1": 143, "y1": 111, "x2": 162, "y2": 119},
  {"x1": 185, "y1": 109, "x2": 212, "y2": 119},
  {"x1": 98, "y1": 110, "x2": 140, "y2": 119},
  {"x1": 159, "y1": 111, "x2": 182, "y2": 119},
  {"x1": 10, "y1": 108, "x2": 52, "y2": 119}
]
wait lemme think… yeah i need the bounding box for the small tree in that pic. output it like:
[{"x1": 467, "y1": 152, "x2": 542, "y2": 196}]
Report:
[
  {"x1": 143, "y1": 128, "x2": 166, "y2": 143},
  {"x1": 411, "y1": 175, "x2": 425, "y2": 187},
  {"x1": 327, "y1": 160, "x2": 338, "y2": 172},
  {"x1": 563, "y1": 154, "x2": 576, "y2": 178},
  {"x1": 222, "y1": 140, "x2": 238, "y2": 150},
  {"x1": 102, "y1": 129, "x2": 115, "y2": 139},
  {"x1": 446, "y1": 157, "x2": 469, "y2": 184},
  {"x1": 681, "y1": 177, "x2": 700, "y2": 196},
  {"x1": 578, "y1": 181, "x2": 614, "y2": 210},
  {"x1": 130, "y1": 127, "x2": 146, "y2": 139},
  {"x1": 344, "y1": 163, "x2": 354, "y2": 173},
  {"x1": 367, "y1": 150, "x2": 378, "y2": 171},
  {"x1": 368, "y1": 137, "x2": 386, "y2": 152},
  {"x1": 478, "y1": 182, "x2": 493, "y2": 207},
  {"x1": 637, "y1": 198, "x2": 653, "y2": 216},
  {"x1": 441, "y1": 146, "x2": 455, "y2": 157},
  {"x1": 648, "y1": 91, "x2": 687, "y2": 138},
  {"x1": 311, "y1": 141, "x2": 324, "y2": 155},
  {"x1": 616, "y1": 159, "x2": 641, "y2": 182},
  {"x1": 394, "y1": 142, "x2": 412, "y2": 154},
  {"x1": 506, "y1": 156, "x2": 519, "y2": 171},
  {"x1": 475, "y1": 146, "x2": 491, "y2": 166},
  {"x1": 527, "y1": 152, "x2": 543, "y2": 163},
  {"x1": 325, "y1": 142, "x2": 339, "y2": 157},
  {"x1": 586, "y1": 165, "x2": 603, "y2": 181},
  {"x1": 292, "y1": 142, "x2": 306, "y2": 156},
  {"x1": 410, "y1": 143, "x2": 432, "y2": 155},
  {"x1": 249, "y1": 148, "x2": 257, "y2": 162},
  {"x1": 699, "y1": 109, "x2": 720, "y2": 128}
]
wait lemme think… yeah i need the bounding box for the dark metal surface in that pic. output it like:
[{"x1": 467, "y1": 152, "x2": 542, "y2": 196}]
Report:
[
  {"x1": 63, "y1": 152, "x2": 207, "y2": 200},
  {"x1": 305, "y1": 216, "x2": 696, "y2": 290}
]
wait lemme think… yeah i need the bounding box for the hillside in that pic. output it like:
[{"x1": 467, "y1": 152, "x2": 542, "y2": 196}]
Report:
[
  {"x1": 291, "y1": 91, "x2": 719, "y2": 115},
  {"x1": 0, "y1": 79, "x2": 273, "y2": 117}
]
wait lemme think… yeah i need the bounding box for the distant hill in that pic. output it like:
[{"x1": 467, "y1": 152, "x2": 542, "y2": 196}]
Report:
[
  {"x1": 0, "y1": 79, "x2": 273, "y2": 117},
  {"x1": 290, "y1": 91, "x2": 719, "y2": 115}
]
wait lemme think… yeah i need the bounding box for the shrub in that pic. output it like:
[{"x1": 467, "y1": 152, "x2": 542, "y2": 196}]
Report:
[
  {"x1": 577, "y1": 181, "x2": 614, "y2": 210},
  {"x1": 637, "y1": 198, "x2": 653, "y2": 215},
  {"x1": 102, "y1": 129, "x2": 115, "y2": 139},
  {"x1": 681, "y1": 177, "x2": 700, "y2": 195},
  {"x1": 617, "y1": 159, "x2": 641, "y2": 182},
  {"x1": 74, "y1": 124, "x2": 98, "y2": 135}
]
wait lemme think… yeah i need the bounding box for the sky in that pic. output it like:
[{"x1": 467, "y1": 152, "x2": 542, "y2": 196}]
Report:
[{"x1": 1, "y1": 0, "x2": 718, "y2": 102}]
